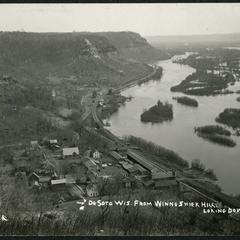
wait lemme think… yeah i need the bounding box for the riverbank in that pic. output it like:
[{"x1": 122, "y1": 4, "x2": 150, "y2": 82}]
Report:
[{"x1": 115, "y1": 65, "x2": 162, "y2": 92}]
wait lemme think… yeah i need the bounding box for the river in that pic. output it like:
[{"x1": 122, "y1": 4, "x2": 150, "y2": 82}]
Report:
[{"x1": 107, "y1": 54, "x2": 240, "y2": 195}]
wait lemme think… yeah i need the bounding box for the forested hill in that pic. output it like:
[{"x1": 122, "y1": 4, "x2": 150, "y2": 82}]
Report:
[
  {"x1": 0, "y1": 31, "x2": 167, "y2": 86},
  {"x1": 0, "y1": 32, "x2": 116, "y2": 83},
  {"x1": 0, "y1": 32, "x2": 118, "y2": 64},
  {"x1": 99, "y1": 31, "x2": 170, "y2": 62}
]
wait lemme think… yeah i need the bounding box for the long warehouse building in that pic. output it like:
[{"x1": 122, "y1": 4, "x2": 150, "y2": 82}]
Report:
[{"x1": 127, "y1": 150, "x2": 158, "y2": 173}]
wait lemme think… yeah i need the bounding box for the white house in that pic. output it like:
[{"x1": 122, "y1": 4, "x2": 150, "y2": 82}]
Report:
[
  {"x1": 62, "y1": 147, "x2": 79, "y2": 158},
  {"x1": 86, "y1": 184, "x2": 99, "y2": 197},
  {"x1": 49, "y1": 139, "x2": 58, "y2": 144},
  {"x1": 30, "y1": 140, "x2": 39, "y2": 149},
  {"x1": 92, "y1": 150, "x2": 101, "y2": 159}
]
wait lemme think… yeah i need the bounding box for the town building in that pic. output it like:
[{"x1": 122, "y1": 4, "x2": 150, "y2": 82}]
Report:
[
  {"x1": 28, "y1": 172, "x2": 40, "y2": 187},
  {"x1": 92, "y1": 150, "x2": 101, "y2": 159},
  {"x1": 49, "y1": 139, "x2": 58, "y2": 144},
  {"x1": 50, "y1": 179, "x2": 67, "y2": 191},
  {"x1": 30, "y1": 140, "x2": 40, "y2": 150},
  {"x1": 62, "y1": 147, "x2": 79, "y2": 158},
  {"x1": 86, "y1": 184, "x2": 99, "y2": 197},
  {"x1": 134, "y1": 164, "x2": 149, "y2": 175},
  {"x1": 39, "y1": 176, "x2": 51, "y2": 187},
  {"x1": 120, "y1": 161, "x2": 140, "y2": 174},
  {"x1": 48, "y1": 139, "x2": 60, "y2": 150},
  {"x1": 83, "y1": 157, "x2": 99, "y2": 172},
  {"x1": 102, "y1": 163, "x2": 108, "y2": 168},
  {"x1": 28, "y1": 172, "x2": 52, "y2": 188},
  {"x1": 109, "y1": 151, "x2": 125, "y2": 161},
  {"x1": 30, "y1": 140, "x2": 38, "y2": 147},
  {"x1": 67, "y1": 184, "x2": 84, "y2": 199},
  {"x1": 151, "y1": 171, "x2": 176, "y2": 180},
  {"x1": 127, "y1": 150, "x2": 157, "y2": 173}
]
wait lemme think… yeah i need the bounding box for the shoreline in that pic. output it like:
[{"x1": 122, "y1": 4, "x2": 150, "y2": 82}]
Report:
[{"x1": 114, "y1": 65, "x2": 158, "y2": 93}]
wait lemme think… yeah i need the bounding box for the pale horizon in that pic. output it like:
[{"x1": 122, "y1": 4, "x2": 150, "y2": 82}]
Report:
[{"x1": 1, "y1": 3, "x2": 240, "y2": 37}]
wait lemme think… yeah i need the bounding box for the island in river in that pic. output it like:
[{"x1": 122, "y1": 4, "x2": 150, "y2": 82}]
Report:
[
  {"x1": 170, "y1": 72, "x2": 235, "y2": 96},
  {"x1": 216, "y1": 108, "x2": 240, "y2": 129},
  {"x1": 140, "y1": 100, "x2": 173, "y2": 123},
  {"x1": 194, "y1": 125, "x2": 236, "y2": 147},
  {"x1": 173, "y1": 96, "x2": 198, "y2": 107}
]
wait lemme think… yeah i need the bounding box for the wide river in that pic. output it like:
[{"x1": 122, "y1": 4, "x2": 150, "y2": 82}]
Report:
[{"x1": 108, "y1": 55, "x2": 240, "y2": 195}]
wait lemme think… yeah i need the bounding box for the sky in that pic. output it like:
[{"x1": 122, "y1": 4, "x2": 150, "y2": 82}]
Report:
[{"x1": 0, "y1": 3, "x2": 240, "y2": 36}]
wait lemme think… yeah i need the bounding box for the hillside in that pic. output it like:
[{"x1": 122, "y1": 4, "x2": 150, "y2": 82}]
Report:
[
  {"x1": 99, "y1": 31, "x2": 170, "y2": 62},
  {"x1": 0, "y1": 31, "x2": 162, "y2": 87}
]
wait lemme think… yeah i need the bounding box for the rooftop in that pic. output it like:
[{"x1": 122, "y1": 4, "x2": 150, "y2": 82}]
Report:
[
  {"x1": 109, "y1": 151, "x2": 124, "y2": 160},
  {"x1": 127, "y1": 150, "x2": 155, "y2": 172},
  {"x1": 62, "y1": 147, "x2": 79, "y2": 156},
  {"x1": 86, "y1": 184, "x2": 99, "y2": 192},
  {"x1": 83, "y1": 157, "x2": 97, "y2": 168},
  {"x1": 134, "y1": 163, "x2": 148, "y2": 173},
  {"x1": 51, "y1": 179, "x2": 66, "y2": 185},
  {"x1": 152, "y1": 171, "x2": 175, "y2": 180},
  {"x1": 39, "y1": 176, "x2": 51, "y2": 183}
]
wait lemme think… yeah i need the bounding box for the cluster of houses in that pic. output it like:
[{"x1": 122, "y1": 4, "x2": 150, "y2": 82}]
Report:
[
  {"x1": 13, "y1": 137, "x2": 179, "y2": 205},
  {"x1": 25, "y1": 139, "x2": 132, "y2": 201}
]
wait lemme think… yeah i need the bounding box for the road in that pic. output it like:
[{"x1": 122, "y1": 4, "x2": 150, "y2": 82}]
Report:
[{"x1": 79, "y1": 94, "x2": 92, "y2": 123}]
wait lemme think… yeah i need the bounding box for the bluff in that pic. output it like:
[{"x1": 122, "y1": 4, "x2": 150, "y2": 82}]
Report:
[
  {"x1": 0, "y1": 31, "x2": 167, "y2": 86},
  {"x1": 99, "y1": 31, "x2": 169, "y2": 62}
]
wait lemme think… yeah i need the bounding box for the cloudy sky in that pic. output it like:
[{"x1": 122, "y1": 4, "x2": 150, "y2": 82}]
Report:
[{"x1": 0, "y1": 3, "x2": 240, "y2": 36}]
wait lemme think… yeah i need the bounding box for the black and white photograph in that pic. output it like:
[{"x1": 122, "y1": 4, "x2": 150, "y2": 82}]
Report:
[{"x1": 0, "y1": 3, "x2": 240, "y2": 236}]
